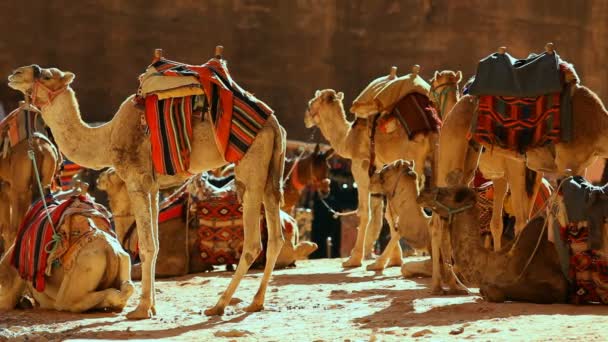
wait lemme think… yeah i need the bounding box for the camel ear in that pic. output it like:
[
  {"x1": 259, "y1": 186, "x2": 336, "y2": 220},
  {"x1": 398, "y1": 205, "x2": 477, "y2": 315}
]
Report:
[
  {"x1": 62, "y1": 72, "x2": 75, "y2": 85},
  {"x1": 456, "y1": 71, "x2": 463, "y2": 83},
  {"x1": 336, "y1": 92, "x2": 344, "y2": 101},
  {"x1": 433, "y1": 70, "x2": 439, "y2": 80},
  {"x1": 315, "y1": 90, "x2": 321, "y2": 98}
]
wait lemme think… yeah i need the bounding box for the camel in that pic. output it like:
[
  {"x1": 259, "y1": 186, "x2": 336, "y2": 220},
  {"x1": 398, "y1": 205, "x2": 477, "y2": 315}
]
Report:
[
  {"x1": 0, "y1": 182, "x2": 8, "y2": 255},
  {"x1": 0, "y1": 131, "x2": 60, "y2": 248},
  {"x1": 433, "y1": 54, "x2": 608, "y2": 295},
  {"x1": 432, "y1": 70, "x2": 542, "y2": 252},
  {"x1": 97, "y1": 168, "x2": 317, "y2": 277},
  {"x1": 418, "y1": 185, "x2": 568, "y2": 303},
  {"x1": 8, "y1": 58, "x2": 286, "y2": 318},
  {"x1": 305, "y1": 86, "x2": 436, "y2": 268},
  {"x1": 282, "y1": 144, "x2": 333, "y2": 214}
]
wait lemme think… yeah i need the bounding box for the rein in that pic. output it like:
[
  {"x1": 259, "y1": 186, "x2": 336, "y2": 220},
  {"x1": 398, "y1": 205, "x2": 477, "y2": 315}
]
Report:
[{"x1": 430, "y1": 82, "x2": 458, "y2": 118}]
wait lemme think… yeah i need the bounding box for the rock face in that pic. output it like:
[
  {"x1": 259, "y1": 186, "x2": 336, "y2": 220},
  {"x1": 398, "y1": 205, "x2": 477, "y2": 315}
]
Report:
[{"x1": 1, "y1": 1, "x2": 607, "y2": 139}]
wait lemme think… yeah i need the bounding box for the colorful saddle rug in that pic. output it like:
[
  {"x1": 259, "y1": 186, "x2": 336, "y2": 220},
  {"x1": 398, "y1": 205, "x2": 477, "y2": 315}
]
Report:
[
  {"x1": 0, "y1": 106, "x2": 46, "y2": 158},
  {"x1": 468, "y1": 93, "x2": 561, "y2": 152},
  {"x1": 139, "y1": 57, "x2": 273, "y2": 175},
  {"x1": 58, "y1": 158, "x2": 84, "y2": 191},
  {"x1": 378, "y1": 93, "x2": 442, "y2": 139},
  {"x1": 11, "y1": 194, "x2": 112, "y2": 292}
]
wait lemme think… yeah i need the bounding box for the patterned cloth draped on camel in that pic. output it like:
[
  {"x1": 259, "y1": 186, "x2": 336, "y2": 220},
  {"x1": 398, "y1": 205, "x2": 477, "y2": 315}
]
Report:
[
  {"x1": 350, "y1": 72, "x2": 441, "y2": 138},
  {"x1": 138, "y1": 57, "x2": 273, "y2": 175},
  {"x1": 10, "y1": 194, "x2": 114, "y2": 292},
  {"x1": 559, "y1": 176, "x2": 608, "y2": 304},
  {"x1": 467, "y1": 50, "x2": 578, "y2": 152},
  {"x1": 0, "y1": 105, "x2": 46, "y2": 159}
]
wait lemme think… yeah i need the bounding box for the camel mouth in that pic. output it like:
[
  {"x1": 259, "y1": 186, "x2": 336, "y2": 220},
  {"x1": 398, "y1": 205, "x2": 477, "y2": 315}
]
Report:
[{"x1": 304, "y1": 114, "x2": 316, "y2": 128}]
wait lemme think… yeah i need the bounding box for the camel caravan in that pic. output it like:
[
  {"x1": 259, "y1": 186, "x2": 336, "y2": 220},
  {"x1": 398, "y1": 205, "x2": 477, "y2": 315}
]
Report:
[{"x1": 1, "y1": 42, "x2": 608, "y2": 320}]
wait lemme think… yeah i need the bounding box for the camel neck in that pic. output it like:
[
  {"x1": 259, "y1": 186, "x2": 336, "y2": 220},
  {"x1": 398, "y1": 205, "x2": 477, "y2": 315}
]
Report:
[
  {"x1": 41, "y1": 89, "x2": 113, "y2": 169},
  {"x1": 316, "y1": 106, "x2": 352, "y2": 158},
  {"x1": 388, "y1": 182, "x2": 430, "y2": 246},
  {"x1": 450, "y1": 209, "x2": 489, "y2": 284}
]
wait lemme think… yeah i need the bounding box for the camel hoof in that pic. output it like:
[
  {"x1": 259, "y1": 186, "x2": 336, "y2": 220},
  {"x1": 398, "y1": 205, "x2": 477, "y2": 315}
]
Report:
[
  {"x1": 126, "y1": 305, "x2": 155, "y2": 320},
  {"x1": 430, "y1": 286, "x2": 446, "y2": 296},
  {"x1": 244, "y1": 303, "x2": 264, "y2": 313},
  {"x1": 366, "y1": 260, "x2": 386, "y2": 272},
  {"x1": 204, "y1": 305, "x2": 225, "y2": 316},
  {"x1": 387, "y1": 258, "x2": 403, "y2": 268},
  {"x1": 342, "y1": 256, "x2": 362, "y2": 268}
]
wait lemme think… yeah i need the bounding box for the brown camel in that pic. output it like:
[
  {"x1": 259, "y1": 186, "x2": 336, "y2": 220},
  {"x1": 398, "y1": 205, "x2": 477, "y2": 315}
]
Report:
[
  {"x1": 305, "y1": 83, "x2": 436, "y2": 268},
  {"x1": 97, "y1": 168, "x2": 317, "y2": 278},
  {"x1": 8, "y1": 60, "x2": 286, "y2": 318},
  {"x1": 418, "y1": 185, "x2": 568, "y2": 303},
  {"x1": 282, "y1": 143, "x2": 333, "y2": 214},
  {"x1": 0, "y1": 212, "x2": 135, "y2": 313},
  {"x1": 0, "y1": 129, "x2": 59, "y2": 248},
  {"x1": 433, "y1": 68, "x2": 608, "y2": 294}
]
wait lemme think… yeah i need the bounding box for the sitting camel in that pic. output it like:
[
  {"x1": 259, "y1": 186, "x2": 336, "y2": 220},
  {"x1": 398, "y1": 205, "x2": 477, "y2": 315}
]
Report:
[
  {"x1": 418, "y1": 185, "x2": 568, "y2": 303},
  {"x1": 304, "y1": 80, "x2": 438, "y2": 268},
  {"x1": 97, "y1": 168, "x2": 317, "y2": 278},
  {"x1": 9, "y1": 55, "x2": 285, "y2": 318},
  {"x1": 0, "y1": 112, "x2": 60, "y2": 247},
  {"x1": 0, "y1": 191, "x2": 134, "y2": 312}
]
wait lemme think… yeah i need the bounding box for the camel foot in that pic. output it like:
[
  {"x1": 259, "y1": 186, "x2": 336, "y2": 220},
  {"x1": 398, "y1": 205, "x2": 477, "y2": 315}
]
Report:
[
  {"x1": 342, "y1": 256, "x2": 363, "y2": 268},
  {"x1": 366, "y1": 260, "x2": 387, "y2": 272},
  {"x1": 430, "y1": 285, "x2": 446, "y2": 296},
  {"x1": 204, "y1": 305, "x2": 225, "y2": 316},
  {"x1": 126, "y1": 303, "x2": 155, "y2": 320},
  {"x1": 387, "y1": 257, "x2": 403, "y2": 268},
  {"x1": 446, "y1": 287, "x2": 470, "y2": 296},
  {"x1": 244, "y1": 303, "x2": 264, "y2": 313}
]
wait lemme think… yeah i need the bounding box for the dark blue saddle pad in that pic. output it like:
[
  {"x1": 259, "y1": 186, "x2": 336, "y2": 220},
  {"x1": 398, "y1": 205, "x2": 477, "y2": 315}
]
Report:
[{"x1": 468, "y1": 51, "x2": 562, "y2": 97}]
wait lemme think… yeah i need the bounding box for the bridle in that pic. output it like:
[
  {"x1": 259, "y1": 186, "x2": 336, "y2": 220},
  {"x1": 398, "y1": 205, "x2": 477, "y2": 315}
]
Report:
[
  {"x1": 430, "y1": 81, "x2": 458, "y2": 118},
  {"x1": 26, "y1": 66, "x2": 69, "y2": 110},
  {"x1": 426, "y1": 188, "x2": 474, "y2": 224}
]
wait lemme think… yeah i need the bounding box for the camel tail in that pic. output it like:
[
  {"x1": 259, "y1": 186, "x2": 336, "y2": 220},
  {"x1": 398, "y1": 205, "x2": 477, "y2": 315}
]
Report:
[{"x1": 269, "y1": 118, "x2": 286, "y2": 206}]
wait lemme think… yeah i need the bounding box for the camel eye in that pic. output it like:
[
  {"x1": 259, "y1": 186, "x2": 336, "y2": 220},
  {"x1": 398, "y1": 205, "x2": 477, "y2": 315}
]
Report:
[{"x1": 43, "y1": 76, "x2": 51, "y2": 80}]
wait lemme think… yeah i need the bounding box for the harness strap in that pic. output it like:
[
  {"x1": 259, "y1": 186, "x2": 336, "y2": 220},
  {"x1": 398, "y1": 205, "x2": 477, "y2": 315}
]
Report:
[
  {"x1": 430, "y1": 83, "x2": 457, "y2": 118},
  {"x1": 368, "y1": 114, "x2": 380, "y2": 177}
]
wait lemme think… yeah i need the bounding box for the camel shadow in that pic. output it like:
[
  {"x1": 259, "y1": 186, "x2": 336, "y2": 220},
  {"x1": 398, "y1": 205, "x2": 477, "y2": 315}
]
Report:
[{"x1": 270, "y1": 271, "x2": 400, "y2": 287}]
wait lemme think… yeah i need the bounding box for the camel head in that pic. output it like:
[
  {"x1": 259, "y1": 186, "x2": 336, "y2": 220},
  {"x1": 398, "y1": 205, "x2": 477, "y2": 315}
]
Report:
[
  {"x1": 429, "y1": 70, "x2": 462, "y2": 102},
  {"x1": 417, "y1": 186, "x2": 476, "y2": 220},
  {"x1": 96, "y1": 168, "x2": 124, "y2": 196},
  {"x1": 309, "y1": 143, "x2": 334, "y2": 196},
  {"x1": 304, "y1": 89, "x2": 344, "y2": 128},
  {"x1": 8, "y1": 65, "x2": 75, "y2": 107},
  {"x1": 369, "y1": 160, "x2": 418, "y2": 196}
]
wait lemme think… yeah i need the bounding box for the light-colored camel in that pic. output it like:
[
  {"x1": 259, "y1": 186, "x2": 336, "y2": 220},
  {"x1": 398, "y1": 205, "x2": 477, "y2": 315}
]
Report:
[
  {"x1": 432, "y1": 70, "x2": 541, "y2": 252},
  {"x1": 0, "y1": 207, "x2": 135, "y2": 312},
  {"x1": 418, "y1": 185, "x2": 568, "y2": 303},
  {"x1": 0, "y1": 133, "x2": 60, "y2": 247},
  {"x1": 434, "y1": 77, "x2": 608, "y2": 295},
  {"x1": 0, "y1": 182, "x2": 9, "y2": 255},
  {"x1": 97, "y1": 168, "x2": 317, "y2": 277},
  {"x1": 8, "y1": 63, "x2": 286, "y2": 318},
  {"x1": 305, "y1": 89, "x2": 435, "y2": 268},
  {"x1": 282, "y1": 143, "x2": 333, "y2": 214}
]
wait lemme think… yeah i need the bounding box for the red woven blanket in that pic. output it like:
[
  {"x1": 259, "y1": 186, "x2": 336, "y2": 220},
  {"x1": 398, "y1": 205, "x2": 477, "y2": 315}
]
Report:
[
  {"x1": 468, "y1": 94, "x2": 561, "y2": 152},
  {"x1": 144, "y1": 58, "x2": 273, "y2": 168},
  {"x1": 384, "y1": 93, "x2": 441, "y2": 139}
]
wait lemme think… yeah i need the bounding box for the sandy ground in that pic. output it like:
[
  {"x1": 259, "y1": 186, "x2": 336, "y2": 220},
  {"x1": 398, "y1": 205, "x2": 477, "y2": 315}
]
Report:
[{"x1": 1, "y1": 257, "x2": 608, "y2": 341}]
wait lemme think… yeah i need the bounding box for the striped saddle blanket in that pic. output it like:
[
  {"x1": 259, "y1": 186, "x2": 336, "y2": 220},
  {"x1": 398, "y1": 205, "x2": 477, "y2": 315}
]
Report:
[
  {"x1": 0, "y1": 106, "x2": 46, "y2": 158},
  {"x1": 11, "y1": 194, "x2": 112, "y2": 292},
  {"x1": 377, "y1": 93, "x2": 441, "y2": 139},
  {"x1": 139, "y1": 58, "x2": 273, "y2": 175},
  {"x1": 468, "y1": 94, "x2": 562, "y2": 152},
  {"x1": 58, "y1": 158, "x2": 84, "y2": 191}
]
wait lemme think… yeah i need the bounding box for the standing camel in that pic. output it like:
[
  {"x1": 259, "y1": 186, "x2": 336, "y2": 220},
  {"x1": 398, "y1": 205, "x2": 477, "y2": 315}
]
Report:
[
  {"x1": 8, "y1": 57, "x2": 286, "y2": 319},
  {"x1": 304, "y1": 72, "x2": 438, "y2": 268},
  {"x1": 432, "y1": 52, "x2": 608, "y2": 295}
]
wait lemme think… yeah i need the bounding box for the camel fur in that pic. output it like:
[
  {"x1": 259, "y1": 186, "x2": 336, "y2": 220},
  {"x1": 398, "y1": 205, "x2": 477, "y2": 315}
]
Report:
[
  {"x1": 8, "y1": 64, "x2": 286, "y2": 318},
  {"x1": 97, "y1": 168, "x2": 317, "y2": 277},
  {"x1": 418, "y1": 185, "x2": 568, "y2": 303},
  {"x1": 305, "y1": 89, "x2": 435, "y2": 268}
]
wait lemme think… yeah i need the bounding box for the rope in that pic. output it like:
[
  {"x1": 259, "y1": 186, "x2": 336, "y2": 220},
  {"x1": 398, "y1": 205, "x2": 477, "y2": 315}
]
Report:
[
  {"x1": 283, "y1": 148, "x2": 307, "y2": 184},
  {"x1": 317, "y1": 190, "x2": 357, "y2": 219}
]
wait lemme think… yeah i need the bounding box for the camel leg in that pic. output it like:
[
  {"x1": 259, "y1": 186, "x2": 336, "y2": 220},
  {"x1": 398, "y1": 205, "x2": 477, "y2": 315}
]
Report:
[
  {"x1": 97, "y1": 249, "x2": 135, "y2": 310},
  {"x1": 54, "y1": 244, "x2": 123, "y2": 312},
  {"x1": 245, "y1": 182, "x2": 284, "y2": 312},
  {"x1": 364, "y1": 194, "x2": 384, "y2": 259},
  {"x1": 366, "y1": 207, "x2": 402, "y2": 271},
  {"x1": 343, "y1": 162, "x2": 369, "y2": 268},
  {"x1": 490, "y1": 178, "x2": 508, "y2": 251},
  {"x1": 402, "y1": 258, "x2": 432, "y2": 278},
  {"x1": 429, "y1": 215, "x2": 444, "y2": 294},
  {"x1": 149, "y1": 191, "x2": 160, "y2": 308},
  {"x1": 0, "y1": 245, "x2": 25, "y2": 310},
  {"x1": 204, "y1": 184, "x2": 264, "y2": 316},
  {"x1": 505, "y1": 162, "x2": 529, "y2": 236},
  {"x1": 125, "y1": 184, "x2": 159, "y2": 320}
]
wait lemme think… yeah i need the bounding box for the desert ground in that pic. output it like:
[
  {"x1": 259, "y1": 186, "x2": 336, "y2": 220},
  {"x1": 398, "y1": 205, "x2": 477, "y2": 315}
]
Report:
[{"x1": 1, "y1": 257, "x2": 607, "y2": 341}]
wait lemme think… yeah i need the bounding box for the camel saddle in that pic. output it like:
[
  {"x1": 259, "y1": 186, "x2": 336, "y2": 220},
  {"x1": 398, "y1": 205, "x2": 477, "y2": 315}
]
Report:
[
  {"x1": 0, "y1": 105, "x2": 47, "y2": 158},
  {"x1": 467, "y1": 49, "x2": 578, "y2": 152}
]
